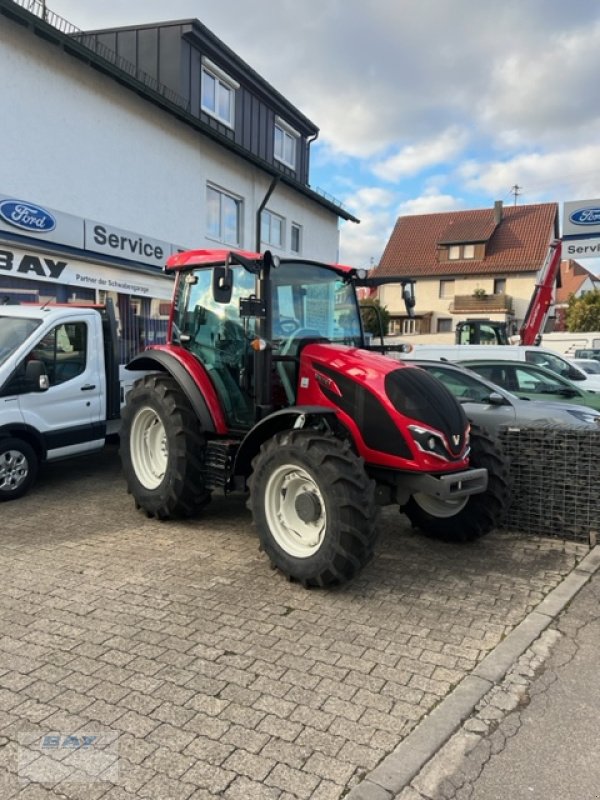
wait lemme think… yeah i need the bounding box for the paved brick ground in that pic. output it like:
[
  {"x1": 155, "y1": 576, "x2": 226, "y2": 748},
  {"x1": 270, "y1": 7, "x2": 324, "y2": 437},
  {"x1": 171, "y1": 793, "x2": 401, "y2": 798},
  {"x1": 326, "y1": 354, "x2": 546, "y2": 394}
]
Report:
[{"x1": 0, "y1": 444, "x2": 588, "y2": 799}]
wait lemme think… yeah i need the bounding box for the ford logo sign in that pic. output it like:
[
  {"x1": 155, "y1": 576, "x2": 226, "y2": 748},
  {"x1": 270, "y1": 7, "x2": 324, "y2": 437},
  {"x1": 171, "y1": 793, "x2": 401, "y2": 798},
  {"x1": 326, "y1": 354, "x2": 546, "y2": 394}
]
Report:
[
  {"x1": 569, "y1": 207, "x2": 600, "y2": 226},
  {"x1": 0, "y1": 200, "x2": 56, "y2": 233}
]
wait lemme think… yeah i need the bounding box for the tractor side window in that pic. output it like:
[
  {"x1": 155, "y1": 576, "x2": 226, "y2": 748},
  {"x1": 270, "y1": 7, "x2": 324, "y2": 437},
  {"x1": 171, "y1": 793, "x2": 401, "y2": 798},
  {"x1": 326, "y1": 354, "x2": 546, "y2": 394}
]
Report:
[{"x1": 31, "y1": 323, "x2": 87, "y2": 386}]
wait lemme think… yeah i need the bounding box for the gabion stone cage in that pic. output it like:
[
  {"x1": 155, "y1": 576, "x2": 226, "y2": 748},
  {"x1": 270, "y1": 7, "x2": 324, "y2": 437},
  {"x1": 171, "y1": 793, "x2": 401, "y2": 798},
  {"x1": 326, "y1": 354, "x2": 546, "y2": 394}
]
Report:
[{"x1": 498, "y1": 425, "x2": 600, "y2": 544}]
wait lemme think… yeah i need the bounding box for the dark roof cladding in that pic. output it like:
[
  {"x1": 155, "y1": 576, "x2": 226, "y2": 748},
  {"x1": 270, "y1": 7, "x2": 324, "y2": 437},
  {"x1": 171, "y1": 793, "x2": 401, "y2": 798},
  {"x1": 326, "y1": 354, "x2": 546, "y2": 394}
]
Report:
[{"x1": 375, "y1": 202, "x2": 559, "y2": 278}]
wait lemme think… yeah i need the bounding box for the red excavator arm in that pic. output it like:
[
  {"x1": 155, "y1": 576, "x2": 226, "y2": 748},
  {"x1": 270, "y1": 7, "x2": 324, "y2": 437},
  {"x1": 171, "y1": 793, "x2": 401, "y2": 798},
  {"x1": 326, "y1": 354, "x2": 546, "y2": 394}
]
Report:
[{"x1": 519, "y1": 239, "x2": 562, "y2": 345}]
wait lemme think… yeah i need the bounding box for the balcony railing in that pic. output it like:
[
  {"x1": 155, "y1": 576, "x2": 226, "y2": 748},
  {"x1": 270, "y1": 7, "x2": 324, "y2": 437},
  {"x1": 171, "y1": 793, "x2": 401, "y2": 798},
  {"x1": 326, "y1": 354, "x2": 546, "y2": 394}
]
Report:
[{"x1": 449, "y1": 293, "x2": 513, "y2": 314}]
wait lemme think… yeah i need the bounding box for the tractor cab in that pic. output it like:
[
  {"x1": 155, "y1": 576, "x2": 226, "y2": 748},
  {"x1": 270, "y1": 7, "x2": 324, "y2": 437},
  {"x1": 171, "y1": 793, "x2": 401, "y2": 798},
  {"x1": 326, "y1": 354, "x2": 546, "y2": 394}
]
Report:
[{"x1": 169, "y1": 250, "x2": 366, "y2": 428}]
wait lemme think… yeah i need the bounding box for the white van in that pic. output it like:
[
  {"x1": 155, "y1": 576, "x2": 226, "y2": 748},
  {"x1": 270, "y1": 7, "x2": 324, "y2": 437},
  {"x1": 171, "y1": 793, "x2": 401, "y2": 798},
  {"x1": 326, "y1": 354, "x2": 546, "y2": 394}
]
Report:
[{"x1": 396, "y1": 344, "x2": 600, "y2": 391}]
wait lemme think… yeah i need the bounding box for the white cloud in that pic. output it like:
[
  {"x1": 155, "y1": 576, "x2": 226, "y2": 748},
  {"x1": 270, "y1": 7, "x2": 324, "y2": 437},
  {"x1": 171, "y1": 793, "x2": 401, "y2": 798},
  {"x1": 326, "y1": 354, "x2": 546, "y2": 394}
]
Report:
[{"x1": 372, "y1": 127, "x2": 469, "y2": 181}]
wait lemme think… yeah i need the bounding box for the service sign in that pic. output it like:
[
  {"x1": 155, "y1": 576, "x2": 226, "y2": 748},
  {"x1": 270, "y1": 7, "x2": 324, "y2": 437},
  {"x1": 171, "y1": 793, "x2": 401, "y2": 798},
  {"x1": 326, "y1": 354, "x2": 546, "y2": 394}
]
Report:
[
  {"x1": 562, "y1": 236, "x2": 600, "y2": 259},
  {"x1": 563, "y1": 199, "x2": 600, "y2": 238},
  {"x1": 84, "y1": 220, "x2": 177, "y2": 269},
  {"x1": 0, "y1": 245, "x2": 173, "y2": 300}
]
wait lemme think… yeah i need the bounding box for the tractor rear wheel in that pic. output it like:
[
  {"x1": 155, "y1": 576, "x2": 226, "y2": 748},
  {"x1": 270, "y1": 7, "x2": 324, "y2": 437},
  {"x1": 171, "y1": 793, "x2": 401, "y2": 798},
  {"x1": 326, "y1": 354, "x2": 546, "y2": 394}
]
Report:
[
  {"x1": 248, "y1": 430, "x2": 378, "y2": 587},
  {"x1": 120, "y1": 373, "x2": 211, "y2": 519},
  {"x1": 403, "y1": 426, "x2": 510, "y2": 541}
]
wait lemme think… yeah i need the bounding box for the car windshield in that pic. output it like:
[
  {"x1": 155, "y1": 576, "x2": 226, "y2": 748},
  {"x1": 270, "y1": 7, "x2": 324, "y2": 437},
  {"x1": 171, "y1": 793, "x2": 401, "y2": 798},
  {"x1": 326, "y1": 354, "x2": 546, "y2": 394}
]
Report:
[{"x1": 0, "y1": 315, "x2": 42, "y2": 367}]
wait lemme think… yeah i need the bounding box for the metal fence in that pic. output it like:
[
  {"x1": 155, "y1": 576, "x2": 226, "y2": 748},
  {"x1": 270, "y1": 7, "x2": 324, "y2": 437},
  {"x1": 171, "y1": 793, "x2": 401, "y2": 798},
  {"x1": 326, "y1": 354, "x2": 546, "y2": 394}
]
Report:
[{"x1": 499, "y1": 425, "x2": 600, "y2": 544}]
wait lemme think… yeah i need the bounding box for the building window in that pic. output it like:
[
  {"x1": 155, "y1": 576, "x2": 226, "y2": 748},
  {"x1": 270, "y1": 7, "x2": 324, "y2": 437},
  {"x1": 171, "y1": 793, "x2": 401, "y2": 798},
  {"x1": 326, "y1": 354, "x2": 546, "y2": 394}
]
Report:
[
  {"x1": 437, "y1": 318, "x2": 453, "y2": 333},
  {"x1": 261, "y1": 209, "x2": 284, "y2": 248},
  {"x1": 448, "y1": 244, "x2": 475, "y2": 260},
  {"x1": 402, "y1": 318, "x2": 418, "y2": 335},
  {"x1": 201, "y1": 57, "x2": 239, "y2": 128},
  {"x1": 290, "y1": 223, "x2": 301, "y2": 253},
  {"x1": 494, "y1": 278, "x2": 506, "y2": 294},
  {"x1": 439, "y1": 279, "x2": 455, "y2": 298},
  {"x1": 207, "y1": 185, "x2": 242, "y2": 246},
  {"x1": 274, "y1": 117, "x2": 299, "y2": 169}
]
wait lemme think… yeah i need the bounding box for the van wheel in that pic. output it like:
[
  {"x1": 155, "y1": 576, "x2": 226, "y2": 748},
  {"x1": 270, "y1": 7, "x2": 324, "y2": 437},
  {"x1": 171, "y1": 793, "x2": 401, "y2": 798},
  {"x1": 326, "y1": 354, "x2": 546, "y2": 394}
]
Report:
[{"x1": 0, "y1": 438, "x2": 38, "y2": 501}]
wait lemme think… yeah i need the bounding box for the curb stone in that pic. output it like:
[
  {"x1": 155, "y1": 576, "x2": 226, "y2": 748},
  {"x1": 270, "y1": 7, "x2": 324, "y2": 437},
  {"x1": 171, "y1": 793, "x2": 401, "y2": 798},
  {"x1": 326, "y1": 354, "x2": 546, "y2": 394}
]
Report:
[{"x1": 344, "y1": 545, "x2": 600, "y2": 799}]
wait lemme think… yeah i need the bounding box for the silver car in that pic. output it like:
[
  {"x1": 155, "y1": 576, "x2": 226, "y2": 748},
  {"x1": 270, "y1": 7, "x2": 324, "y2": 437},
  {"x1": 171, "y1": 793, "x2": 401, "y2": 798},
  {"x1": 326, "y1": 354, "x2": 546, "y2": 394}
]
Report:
[{"x1": 409, "y1": 360, "x2": 600, "y2": 433}]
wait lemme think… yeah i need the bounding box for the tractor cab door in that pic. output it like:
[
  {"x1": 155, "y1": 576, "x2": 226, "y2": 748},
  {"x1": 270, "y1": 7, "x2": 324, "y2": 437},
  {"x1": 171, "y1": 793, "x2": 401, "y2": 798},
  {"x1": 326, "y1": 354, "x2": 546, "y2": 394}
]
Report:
[{"x1": 176, "y1": 267, "x2": 256, "y2": 430}]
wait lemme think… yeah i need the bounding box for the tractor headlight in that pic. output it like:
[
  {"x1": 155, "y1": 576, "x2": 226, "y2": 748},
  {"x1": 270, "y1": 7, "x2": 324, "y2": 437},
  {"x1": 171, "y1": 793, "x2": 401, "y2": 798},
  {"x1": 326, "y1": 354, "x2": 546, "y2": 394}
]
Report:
[{"x1": 408, "y1": 425, "x2": 457, "y2": 461}]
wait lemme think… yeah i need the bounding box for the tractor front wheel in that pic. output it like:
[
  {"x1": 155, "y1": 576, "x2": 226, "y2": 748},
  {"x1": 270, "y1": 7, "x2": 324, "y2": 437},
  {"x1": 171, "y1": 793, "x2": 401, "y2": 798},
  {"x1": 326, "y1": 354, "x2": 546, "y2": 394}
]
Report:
[
  {"x1": 403, "y1": 426, "x2": 510, "y2": 541},
  {"x1": 248, "y1": 430, "x2": 378, "y2": 587},
  {"x1": 120, "y1": 374, "x2": 211, "y2": 519}
]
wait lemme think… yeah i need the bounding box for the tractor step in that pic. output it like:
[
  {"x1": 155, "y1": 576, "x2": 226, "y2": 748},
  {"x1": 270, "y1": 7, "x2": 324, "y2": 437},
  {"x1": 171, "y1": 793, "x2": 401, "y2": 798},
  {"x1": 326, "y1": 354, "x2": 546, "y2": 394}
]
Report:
[{"x1": 202, "y1": 439, "x2": 240, "y2": 491}]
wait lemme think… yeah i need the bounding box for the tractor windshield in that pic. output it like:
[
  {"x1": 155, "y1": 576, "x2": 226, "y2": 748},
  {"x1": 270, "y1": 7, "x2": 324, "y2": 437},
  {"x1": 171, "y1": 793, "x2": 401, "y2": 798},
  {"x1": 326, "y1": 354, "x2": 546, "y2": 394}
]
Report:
[{"x1": 271, "y1": 262, "x2": 363, "y2": 347}]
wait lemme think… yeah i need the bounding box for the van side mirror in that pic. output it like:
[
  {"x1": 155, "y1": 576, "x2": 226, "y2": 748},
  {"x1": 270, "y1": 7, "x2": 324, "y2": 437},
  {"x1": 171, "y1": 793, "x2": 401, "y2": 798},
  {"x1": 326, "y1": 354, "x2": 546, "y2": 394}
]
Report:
[{"x1": 25, "y1": 359, "x2": 49, "y2": 391}]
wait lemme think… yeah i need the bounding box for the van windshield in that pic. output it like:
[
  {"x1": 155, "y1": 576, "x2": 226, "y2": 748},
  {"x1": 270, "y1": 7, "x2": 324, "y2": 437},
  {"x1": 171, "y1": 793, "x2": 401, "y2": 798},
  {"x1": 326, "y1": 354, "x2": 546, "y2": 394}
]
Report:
[{"x1": 0, "y1": 316, "x2": 42, "y2": 367}]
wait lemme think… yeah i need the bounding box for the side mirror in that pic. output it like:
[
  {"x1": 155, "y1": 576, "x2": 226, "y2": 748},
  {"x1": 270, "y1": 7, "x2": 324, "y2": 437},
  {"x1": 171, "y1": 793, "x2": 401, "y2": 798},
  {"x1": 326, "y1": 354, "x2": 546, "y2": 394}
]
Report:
[
  {"x1": 402, "y1": 282, "x2": 416, "y2": 319},
  {"x1": 568, "y1": 366, "x2": 584, "y2": 381},
  {"x1": 213, "y1": 264, "x2": 233, "y2": 304},
  {"x1": 25, "y1": 359, "x2": 49, "y2": 392},
  {"x1": 488, "y1": 391, "x2": 507, "y2": 406}
]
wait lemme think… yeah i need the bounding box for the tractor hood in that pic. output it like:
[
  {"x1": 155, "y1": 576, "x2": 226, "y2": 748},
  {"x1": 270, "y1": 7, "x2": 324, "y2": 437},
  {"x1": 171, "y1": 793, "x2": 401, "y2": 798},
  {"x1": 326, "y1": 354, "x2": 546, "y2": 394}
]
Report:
[{"x1": 295, "y1": 343, "x2": 470, "y2": 467}]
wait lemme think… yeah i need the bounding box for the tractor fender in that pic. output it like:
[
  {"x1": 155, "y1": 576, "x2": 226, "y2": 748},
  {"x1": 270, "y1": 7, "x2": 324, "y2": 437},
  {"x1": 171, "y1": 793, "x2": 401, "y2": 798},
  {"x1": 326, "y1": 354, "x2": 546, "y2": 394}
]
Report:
[
  {"x1": 234, "y1": 406, "x2": 340, "y2": 478},
  {"x1": 126, "y1": 351, "x2": 216, "y2": 433}
]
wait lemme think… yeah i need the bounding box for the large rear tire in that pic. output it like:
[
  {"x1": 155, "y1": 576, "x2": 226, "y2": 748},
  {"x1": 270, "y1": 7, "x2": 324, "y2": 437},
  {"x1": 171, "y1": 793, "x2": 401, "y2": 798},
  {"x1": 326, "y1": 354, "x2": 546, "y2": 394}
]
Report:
[
  {"x1": 403, "y1": 426, "x2": 510, "y2": 541},
  {"x1": 0, "y1": 437, "x2": 38, "y2": 501},
  {"x1": 248, "y1": 430, "x2": 378, "y2": 587},
  {"x1": 120, "y1": 374, "x2": 211, "y2": 519}
]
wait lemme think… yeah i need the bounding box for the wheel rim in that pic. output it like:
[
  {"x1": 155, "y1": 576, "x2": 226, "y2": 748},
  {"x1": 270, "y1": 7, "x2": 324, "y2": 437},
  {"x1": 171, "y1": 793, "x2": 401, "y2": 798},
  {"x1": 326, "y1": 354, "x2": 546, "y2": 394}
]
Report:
[
  {"x1": 130, "y1": 407, "x2": 168, "y2": 490},
  {"x1": 264, "y1": 464, "x2": 326, "y2": 558},
  {"x1": 0, "y1": 449, "x2": 29, "y2": 493},
  {"x1": 412, "y1": 492, "x2": 468, "y2": 518}
]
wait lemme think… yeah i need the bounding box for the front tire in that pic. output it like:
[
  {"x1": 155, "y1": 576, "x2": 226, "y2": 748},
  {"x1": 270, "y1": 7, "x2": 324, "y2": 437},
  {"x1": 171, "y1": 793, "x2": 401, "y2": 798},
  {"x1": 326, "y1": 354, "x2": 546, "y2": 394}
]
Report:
[
  {"x1": 0, "y1": 437, "x2": 38, "y2": 501},
  {"x1": 403, "y1": 426, "x2": 510, "y2": 541},
  {"x1": 248, "y1": 430, "x2": 378, "y2": 587},
  {"x1": 120, "y1": 374, "x2": 211, "y2": 519}
]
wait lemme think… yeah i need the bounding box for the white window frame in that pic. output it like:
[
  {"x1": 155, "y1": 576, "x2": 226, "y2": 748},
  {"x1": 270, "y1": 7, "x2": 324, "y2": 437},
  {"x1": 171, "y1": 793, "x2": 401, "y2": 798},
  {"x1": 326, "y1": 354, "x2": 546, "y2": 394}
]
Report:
[
  {"x1": 261, "y1": 209, "x2": 285, "y2": 249},
  {"x1": 201, "y1": 57, "x2": 239, "y2": 129},
  {"x1": 274, "y1": 116, "x2": 299, "y2": 169},
  {"x1": 290, "y1": 222, "x2": 302, "y2": 254},
  {"x1": 206, "y1": 184, "x2": 243, "y2": 247}
]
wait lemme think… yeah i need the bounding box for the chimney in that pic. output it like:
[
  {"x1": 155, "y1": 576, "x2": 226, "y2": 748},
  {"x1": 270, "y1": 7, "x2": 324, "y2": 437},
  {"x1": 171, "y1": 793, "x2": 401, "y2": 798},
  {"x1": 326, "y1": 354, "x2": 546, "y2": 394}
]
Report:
[{"x1": 494, "y1": 200, "x2": 503, "y2": 226}]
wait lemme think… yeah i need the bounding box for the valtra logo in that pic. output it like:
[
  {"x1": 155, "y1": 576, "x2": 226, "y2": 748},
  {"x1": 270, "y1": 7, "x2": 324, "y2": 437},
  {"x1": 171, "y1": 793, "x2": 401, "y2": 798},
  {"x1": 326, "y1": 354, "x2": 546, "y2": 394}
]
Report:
[
  {"x1": 569, "y1": 206, "x2": 600, "y2": 226},
  {"x1": 0, "y1": 199, "x2": 56, "y2": 233}
]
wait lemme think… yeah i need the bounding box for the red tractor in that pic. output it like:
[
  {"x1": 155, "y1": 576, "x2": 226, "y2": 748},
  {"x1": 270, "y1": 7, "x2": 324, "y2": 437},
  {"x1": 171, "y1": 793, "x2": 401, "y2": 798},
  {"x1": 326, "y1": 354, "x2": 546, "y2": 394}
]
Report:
[{"x1": 120, "y1": 249, "x2": 508, "y2": 587}]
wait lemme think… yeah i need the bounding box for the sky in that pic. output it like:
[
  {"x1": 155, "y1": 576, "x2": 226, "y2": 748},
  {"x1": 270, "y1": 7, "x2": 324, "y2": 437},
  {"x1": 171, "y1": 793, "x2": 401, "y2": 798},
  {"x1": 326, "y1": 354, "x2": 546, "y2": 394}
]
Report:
[{"x1": 43, "y1": 0, "x2": 600, "y2": 273}]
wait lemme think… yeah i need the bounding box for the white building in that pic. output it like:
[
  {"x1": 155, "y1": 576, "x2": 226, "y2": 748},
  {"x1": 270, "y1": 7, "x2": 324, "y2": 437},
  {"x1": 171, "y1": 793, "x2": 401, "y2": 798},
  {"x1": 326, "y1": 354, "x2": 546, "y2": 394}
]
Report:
[{"x1": 0, "y1": 0, "x2": 357, "y2": 359}]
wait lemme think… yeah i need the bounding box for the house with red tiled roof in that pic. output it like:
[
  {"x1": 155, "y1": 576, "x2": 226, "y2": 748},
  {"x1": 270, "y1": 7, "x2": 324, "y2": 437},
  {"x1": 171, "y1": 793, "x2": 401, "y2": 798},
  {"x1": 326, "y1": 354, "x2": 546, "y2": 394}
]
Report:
[
  {"x1": 553, "y1": 259, "x2": 600, "y2": 329},
  {"x1": 373, "y1": 201, "x2": 559, "y2": 339}
]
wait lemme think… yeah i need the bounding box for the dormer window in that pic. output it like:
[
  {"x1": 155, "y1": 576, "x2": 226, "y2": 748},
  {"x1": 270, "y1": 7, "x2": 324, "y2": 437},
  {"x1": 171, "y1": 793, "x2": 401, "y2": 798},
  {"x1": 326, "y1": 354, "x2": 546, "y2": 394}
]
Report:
[
  {"x1": 201, "y1": 57, "x2": 239, "y2": 128},
  {"x1": 274, "y1": 117, "x2": 299, "y2": 169},
  {"x1": 448, "y1": 243, "x2": 475, "y2": 260}
]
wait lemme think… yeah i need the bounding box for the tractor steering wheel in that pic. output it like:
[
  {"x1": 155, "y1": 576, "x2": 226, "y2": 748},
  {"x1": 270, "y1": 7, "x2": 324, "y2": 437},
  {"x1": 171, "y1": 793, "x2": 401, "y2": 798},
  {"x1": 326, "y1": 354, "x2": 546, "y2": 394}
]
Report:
[{"x1": 281, "y1": 328, "x2": 322, "y2": 356}]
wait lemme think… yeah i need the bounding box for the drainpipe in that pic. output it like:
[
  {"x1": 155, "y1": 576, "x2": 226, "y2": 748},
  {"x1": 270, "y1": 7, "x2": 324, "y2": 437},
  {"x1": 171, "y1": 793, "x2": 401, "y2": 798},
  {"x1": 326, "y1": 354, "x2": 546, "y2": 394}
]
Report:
[{"x1": 255, "y1": 176, "x2": 280, "y2": 252}]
